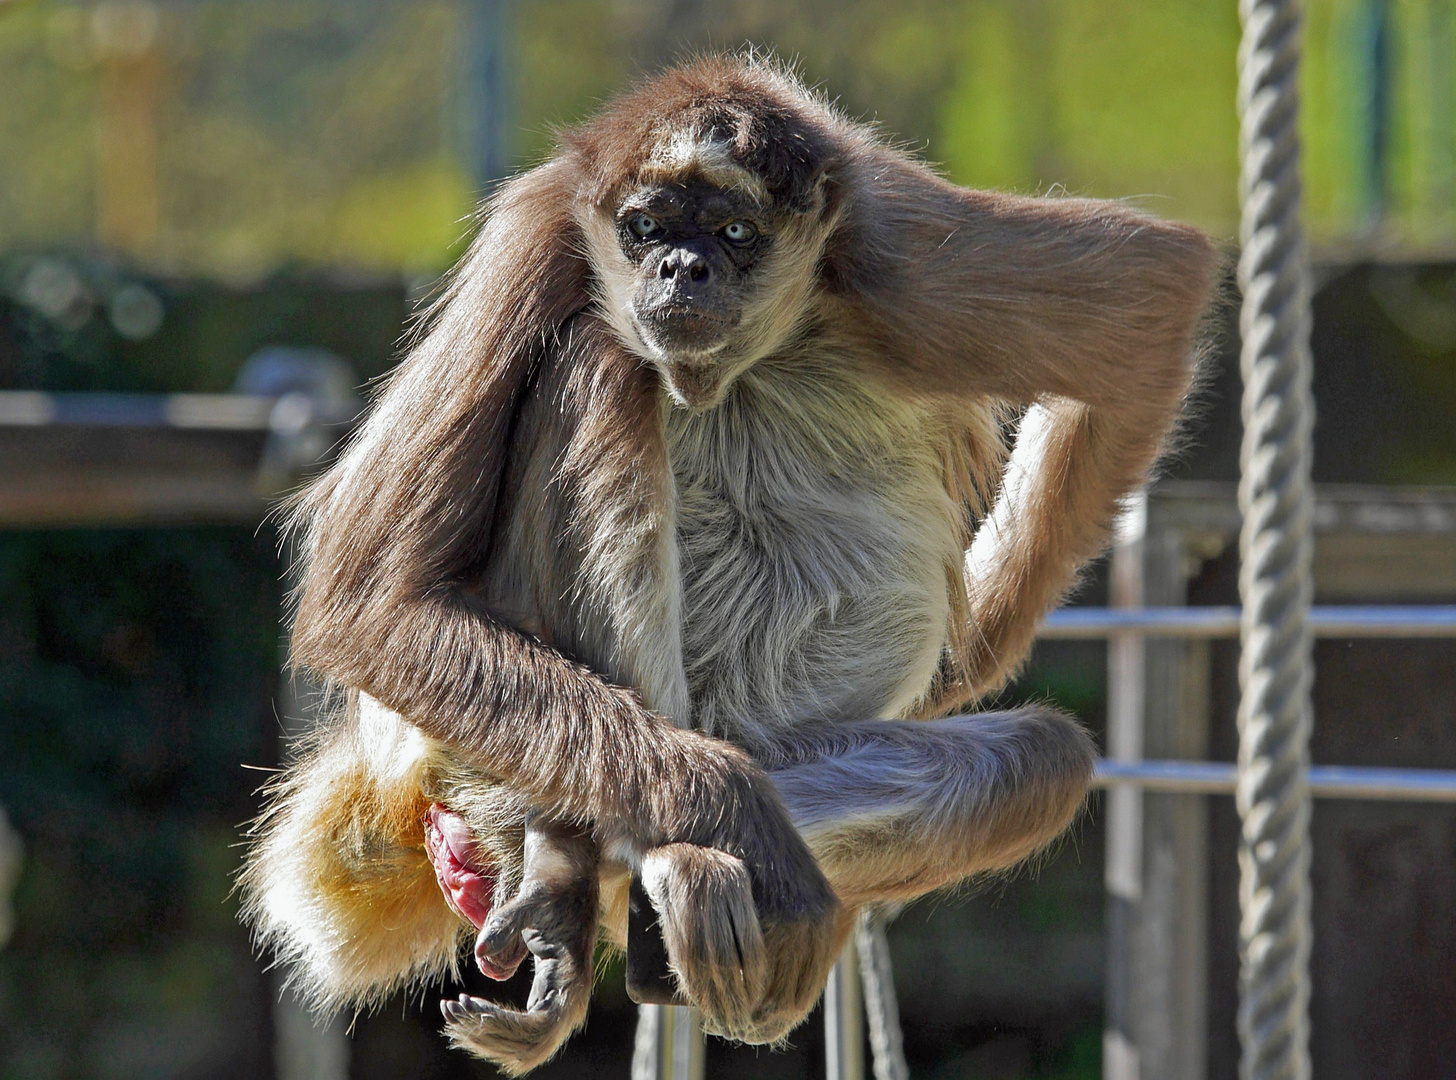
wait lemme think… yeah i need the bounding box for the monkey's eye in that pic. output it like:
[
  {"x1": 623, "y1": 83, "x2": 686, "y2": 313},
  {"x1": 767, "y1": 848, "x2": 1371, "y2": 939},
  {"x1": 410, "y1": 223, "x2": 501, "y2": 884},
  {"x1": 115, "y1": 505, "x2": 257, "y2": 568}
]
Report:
[
  {"x1": 627, "y1": 213, "x2": 663, "y2": 239},
  {"x1": 721, "y1": 221, "x2": 757, "y2": 245}
]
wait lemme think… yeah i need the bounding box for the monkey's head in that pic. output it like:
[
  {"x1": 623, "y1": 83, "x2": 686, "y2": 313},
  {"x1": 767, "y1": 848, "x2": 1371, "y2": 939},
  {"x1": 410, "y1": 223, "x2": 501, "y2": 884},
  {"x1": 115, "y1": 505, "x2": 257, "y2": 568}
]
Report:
[{"x1": 570, "y1": 58, "x2": 847, "y2": 411}]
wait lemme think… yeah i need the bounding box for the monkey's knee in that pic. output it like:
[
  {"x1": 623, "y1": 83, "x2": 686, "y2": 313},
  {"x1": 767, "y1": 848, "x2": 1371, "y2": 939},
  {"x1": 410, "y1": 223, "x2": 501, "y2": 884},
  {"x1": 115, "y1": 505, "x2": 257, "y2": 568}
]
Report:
[
  {"x1": 968, "y1": 704, "x2": 1096, "y2": 859},
  {"x1": 773, "y1": 707, "x2": 1095, "y2": 904}
]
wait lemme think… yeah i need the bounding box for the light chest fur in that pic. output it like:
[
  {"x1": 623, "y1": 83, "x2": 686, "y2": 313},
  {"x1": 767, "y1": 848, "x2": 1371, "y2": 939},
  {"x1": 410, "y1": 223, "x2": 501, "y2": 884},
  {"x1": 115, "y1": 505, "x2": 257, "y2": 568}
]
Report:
[{"x1": 666, "y1": 350, "x2": 966, "y2": 751}]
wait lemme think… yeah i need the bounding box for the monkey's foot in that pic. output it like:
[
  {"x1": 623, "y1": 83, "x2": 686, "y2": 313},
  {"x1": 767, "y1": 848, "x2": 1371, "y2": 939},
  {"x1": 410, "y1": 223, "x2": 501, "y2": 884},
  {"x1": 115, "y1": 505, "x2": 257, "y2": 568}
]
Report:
[
  {"x1": 640, "y1": 843, "x2": 846, "y2": 1044},
  {"x1": 442, "y1": 980, "x2": 589, "y2": 1078},
  {"x1": 442, "y1": 816, "x2": 599, "y2": 1074}
]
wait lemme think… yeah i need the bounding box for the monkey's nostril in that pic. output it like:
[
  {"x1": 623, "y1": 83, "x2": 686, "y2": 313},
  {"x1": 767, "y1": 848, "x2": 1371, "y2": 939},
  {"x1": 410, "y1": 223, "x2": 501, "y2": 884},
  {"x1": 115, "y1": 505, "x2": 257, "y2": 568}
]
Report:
[
  {"x1": 658, "y1": 260, "x2": 675, "y2": 280},
  {"x1": 689, "y1": 264, "x2": 709, "y2": 283}
]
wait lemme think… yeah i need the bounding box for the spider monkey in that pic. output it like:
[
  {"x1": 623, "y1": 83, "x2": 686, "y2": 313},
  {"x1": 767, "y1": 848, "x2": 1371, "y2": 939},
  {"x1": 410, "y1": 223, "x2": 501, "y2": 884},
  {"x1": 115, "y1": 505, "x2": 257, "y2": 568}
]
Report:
[{"x1": 240, "y1": 55, "x2": 1217, "y2": 1074}]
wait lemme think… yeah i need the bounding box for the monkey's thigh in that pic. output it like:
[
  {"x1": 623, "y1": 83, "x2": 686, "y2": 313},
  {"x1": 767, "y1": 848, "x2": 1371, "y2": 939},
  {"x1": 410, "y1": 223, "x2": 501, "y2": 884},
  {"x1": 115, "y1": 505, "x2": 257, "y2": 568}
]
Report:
[{"x1": 765, "y1": 707, "x2": 1094, "y2": 906}]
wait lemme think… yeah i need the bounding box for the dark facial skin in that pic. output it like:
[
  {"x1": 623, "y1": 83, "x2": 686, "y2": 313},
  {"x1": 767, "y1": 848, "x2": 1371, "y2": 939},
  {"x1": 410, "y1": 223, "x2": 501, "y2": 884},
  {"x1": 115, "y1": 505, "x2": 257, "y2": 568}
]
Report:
[{"x1": 616, "y1": 181, "x2": 769, "y2": 359}]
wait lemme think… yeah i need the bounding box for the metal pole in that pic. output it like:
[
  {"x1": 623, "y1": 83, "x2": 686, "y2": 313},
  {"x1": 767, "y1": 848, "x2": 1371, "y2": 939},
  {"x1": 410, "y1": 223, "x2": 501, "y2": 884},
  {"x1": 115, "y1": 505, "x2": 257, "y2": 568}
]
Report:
[
  {"x1": 1040, "y1": 604, "x2": 1456, "y2": 639},
  {"x1": 1103, "y1": 491, "x2": 1146, "y2": 1080},
  {"x1": 631, "y1": 1005, "x2": 704, "y2": 1080},
  {"x1": 0, "y1": 805, "x2": 21, "y2": 950},
  {"x1": 824, "y1": 938, "x2": 864, "y2": 1080},
  {"x1": 1094, "y1": 760, "x2": 1456, "y2": 802},
  {"x1": 463, "y1": 0, "x2": 511, "y2": 189},
  {"x1": 1237, "y1": 0, "x2": 1316, "y2": 1076},
  {"x1": 273, "y1": 551, "x2": 350, "y2": 1080}
]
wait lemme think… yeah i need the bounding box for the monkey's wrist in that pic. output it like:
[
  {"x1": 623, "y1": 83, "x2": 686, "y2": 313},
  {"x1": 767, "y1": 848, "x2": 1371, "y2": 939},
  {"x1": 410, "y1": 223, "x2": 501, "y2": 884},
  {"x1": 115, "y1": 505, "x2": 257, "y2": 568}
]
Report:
[{"x1": 623, "y1": 732, "x2": 776, "y2": 850}]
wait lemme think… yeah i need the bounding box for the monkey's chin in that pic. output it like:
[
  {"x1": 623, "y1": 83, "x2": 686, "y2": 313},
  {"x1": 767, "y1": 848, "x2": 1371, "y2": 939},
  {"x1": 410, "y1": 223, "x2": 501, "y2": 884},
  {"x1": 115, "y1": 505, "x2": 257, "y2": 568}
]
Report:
[
  {"x1": 651, "y1": 353, "x2": 737, "y2": 412},
  {"x1": 634, "y1": 319, "x2": 739, "y2": 410}
]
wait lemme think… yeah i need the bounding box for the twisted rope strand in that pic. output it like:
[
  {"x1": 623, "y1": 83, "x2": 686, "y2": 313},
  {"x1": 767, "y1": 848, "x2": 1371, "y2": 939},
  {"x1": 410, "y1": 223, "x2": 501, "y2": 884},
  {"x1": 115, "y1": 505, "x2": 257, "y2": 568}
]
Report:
[{"x1": 1236, "y1": 1, "x2": 1315, "y2": 1078}]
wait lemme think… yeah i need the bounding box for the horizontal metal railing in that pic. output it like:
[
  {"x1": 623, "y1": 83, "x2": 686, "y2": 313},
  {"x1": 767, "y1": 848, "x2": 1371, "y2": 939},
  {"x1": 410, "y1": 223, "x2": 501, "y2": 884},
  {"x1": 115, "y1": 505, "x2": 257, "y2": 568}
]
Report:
[
  {"x1": 1092, "y1": 760, "x2": 1456, "y2": 801},
  {"x1": 1041, "y1": 605, "x2": 1456, "y2": 638},
  {"x1": 0, "y1": 389, "x2": 277, "y2": 429},
  {"x1": 1045, "y1": 603, "x2": 1456, "y2": 803}
]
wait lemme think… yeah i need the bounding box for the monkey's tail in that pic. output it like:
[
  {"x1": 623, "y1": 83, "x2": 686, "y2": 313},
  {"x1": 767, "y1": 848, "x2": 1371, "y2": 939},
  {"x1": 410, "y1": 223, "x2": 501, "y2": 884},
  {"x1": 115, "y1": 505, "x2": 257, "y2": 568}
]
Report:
[
  {"x1": 238, "y1": 698, "x2": 467, "y2": 1014},
  {"x1": 766, "y1": 706, "x2": 1095, "y2": 906}
]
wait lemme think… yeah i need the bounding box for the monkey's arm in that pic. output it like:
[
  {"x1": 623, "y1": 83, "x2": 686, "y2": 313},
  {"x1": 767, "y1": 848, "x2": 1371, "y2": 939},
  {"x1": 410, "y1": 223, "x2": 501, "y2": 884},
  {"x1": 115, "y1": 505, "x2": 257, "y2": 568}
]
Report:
[
  {"x1": 291, "y1": 165, "x2": 817, "y2": 883},
  {"x1": 287, "y1": 160, "x2": 838, "y2": 1040},
  {"x1": 842, "y1": 160, "x2": 1220, "y2": 701}
]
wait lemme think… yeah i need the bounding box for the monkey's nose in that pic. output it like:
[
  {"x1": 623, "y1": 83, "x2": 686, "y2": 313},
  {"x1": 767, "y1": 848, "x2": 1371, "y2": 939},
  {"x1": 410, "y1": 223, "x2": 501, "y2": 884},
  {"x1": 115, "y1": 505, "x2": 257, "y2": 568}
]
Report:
[{"x1": 657, "y1": 251, "x2": 711, "y2": 284}]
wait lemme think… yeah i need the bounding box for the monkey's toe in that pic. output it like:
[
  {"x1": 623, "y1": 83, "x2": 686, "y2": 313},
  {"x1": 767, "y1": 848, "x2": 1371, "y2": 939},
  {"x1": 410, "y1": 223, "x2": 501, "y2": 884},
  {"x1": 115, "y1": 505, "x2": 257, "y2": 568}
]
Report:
[{"x1": 440, "y1": 985, "x2": 589, "y2": 1076}]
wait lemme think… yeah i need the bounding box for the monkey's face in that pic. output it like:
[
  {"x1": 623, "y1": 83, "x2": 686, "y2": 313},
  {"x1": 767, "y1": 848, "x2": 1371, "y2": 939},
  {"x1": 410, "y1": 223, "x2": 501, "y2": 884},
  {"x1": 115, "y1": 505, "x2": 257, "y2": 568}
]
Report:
[
  {"x1": 618, "y1": 181, "x2": 760, "y2": 350},
  {"x1": 584, "y1": 171, "x2": 827, "y2": 411}
]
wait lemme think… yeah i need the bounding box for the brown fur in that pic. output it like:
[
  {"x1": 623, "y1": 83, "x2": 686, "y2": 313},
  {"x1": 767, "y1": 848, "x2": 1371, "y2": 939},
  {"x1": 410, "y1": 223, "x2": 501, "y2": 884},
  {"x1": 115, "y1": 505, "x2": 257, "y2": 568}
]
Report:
[{"x1": 241, "y1": 54, "x2": 1218, "y2": 1073}]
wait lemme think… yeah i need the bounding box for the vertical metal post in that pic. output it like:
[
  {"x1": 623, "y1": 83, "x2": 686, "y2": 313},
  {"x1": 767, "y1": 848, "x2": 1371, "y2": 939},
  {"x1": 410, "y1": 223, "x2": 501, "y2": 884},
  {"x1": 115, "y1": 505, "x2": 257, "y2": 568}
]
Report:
[
  {"x1": 259, "y1": 361, "x2": 358, "y2": 1080},
  {"x1": 1237, "y1": 0, "x2": 1316, "y2": 1077},
  {"x1": 1103, "y1": 506, "x2": 1213, "y2": 1080},
  {"x1": 631, "y1": 1005, "x2": 704, "y2": 1080},
  {"x1": 1355, "y1": 0, "x2": 1391, "y2": 227},
  {"x1": 462, "y1": 0, "x2": 511, "y2": 188},
  {"x1": 1104, "y1": 490, "x2": 1147, "y2": 1080},
  {"x1": 0, "y1": 805, "x2": 21, "y2": 950},
  {"x1": 825, "y1": 939, "x2": 864, "y2": 1080},
  {"x1": 856, "y1": 909, "x2": 909, "y2": 1080}
]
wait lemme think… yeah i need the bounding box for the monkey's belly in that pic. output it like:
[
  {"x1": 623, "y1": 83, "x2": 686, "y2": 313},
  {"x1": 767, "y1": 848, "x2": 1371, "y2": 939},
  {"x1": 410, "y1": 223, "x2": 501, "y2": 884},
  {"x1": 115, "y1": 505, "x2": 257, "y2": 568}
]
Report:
[
  {"x1": 670, "y1": 370, "x2": 961, "y2": 745},
  {"x1": 678, "y1": 517, "x2": 951, "y2": 743}
]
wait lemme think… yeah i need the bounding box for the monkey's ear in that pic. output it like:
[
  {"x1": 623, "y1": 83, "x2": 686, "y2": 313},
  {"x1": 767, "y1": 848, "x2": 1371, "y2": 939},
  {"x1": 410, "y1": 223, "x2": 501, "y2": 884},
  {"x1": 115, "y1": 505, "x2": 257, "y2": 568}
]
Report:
[{"x1": 294, "y1": 158, "x2": 593, "y2": 607}]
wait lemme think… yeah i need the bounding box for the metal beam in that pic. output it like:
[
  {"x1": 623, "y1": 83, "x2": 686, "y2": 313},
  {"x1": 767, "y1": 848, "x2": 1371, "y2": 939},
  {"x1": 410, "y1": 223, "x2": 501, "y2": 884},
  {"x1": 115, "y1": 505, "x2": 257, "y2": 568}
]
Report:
[
  {"x1": 1041, "y1": 605, "x2": 1456, "y2": 638},
  {"x1": 1094, "y1": 760, "x2": 1456, "y2": 802}
]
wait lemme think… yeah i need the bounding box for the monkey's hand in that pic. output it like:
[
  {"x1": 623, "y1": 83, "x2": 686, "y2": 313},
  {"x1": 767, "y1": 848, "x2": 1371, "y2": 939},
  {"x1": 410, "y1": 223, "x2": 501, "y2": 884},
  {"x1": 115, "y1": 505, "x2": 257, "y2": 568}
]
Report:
[
  {"x1": 639, "y1": 757, "x2": 846, "y2": 1044},
  {"x1": 440, "y1": 815, "x2": 598, "y2": 1076}
]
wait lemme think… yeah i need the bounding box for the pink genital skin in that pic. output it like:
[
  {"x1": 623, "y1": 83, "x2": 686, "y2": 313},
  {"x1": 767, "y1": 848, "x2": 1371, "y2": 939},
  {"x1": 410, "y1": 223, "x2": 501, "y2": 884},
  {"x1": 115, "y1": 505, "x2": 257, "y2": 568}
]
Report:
[{"x1": 424, "y1": 803, "x2": 526, "y2": 980}]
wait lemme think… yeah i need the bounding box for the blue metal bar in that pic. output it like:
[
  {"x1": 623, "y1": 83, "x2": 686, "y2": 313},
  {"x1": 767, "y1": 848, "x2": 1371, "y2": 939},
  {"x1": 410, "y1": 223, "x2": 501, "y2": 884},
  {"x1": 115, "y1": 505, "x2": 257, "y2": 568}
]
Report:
[
  {"x1": 1041, "y1": 606, "x2": 1456, "y2": 639},
  {"x1": 1093, "y1": 760, "x2": 1456, "y2": 801},
  {"x1": 0, "y1": 390, "x2": 274, "y2": 430}
]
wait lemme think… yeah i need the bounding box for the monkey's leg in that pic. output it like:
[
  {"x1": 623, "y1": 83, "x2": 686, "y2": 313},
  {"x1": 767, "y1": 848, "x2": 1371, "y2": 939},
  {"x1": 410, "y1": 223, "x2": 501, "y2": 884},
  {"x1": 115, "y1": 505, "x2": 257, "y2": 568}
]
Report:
[
  {"x1": 766, "y1": 708, "x2": 1095, "y2": 906},
  {"x1": 438, "y1": 813, "x2": 598, "y2": 1076},
  {"x1": 640, "y1": 708, "x2": 1089, "y2": 1042}
]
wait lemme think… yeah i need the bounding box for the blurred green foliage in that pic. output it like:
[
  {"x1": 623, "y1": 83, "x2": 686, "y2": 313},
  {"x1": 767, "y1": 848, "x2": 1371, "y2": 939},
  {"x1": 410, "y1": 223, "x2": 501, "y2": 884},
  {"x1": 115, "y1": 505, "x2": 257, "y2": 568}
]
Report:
[{"x1": 2, "y1": 0, "x2": 1454, "y2": 281}]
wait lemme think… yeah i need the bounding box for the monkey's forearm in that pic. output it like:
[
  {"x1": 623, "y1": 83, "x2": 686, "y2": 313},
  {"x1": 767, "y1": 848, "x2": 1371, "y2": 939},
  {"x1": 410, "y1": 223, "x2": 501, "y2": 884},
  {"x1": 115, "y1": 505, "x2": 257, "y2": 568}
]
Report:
[
  {"x1": 956, "y1": 394, "x2": 1180, "y2": 701},
  {"x1": 294, "y1": 589, "x2": 793, "y2": 862}
]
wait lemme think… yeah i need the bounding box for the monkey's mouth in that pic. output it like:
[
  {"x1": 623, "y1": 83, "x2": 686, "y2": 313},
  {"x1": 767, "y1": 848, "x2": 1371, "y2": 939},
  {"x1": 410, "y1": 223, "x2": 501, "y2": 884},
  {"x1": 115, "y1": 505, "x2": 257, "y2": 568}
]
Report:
[
  {"x1": 634, "y1": 304, "x2": 738, "y2": 354},
  {"x1": 425, "y1": 804, "x2": 521, "y2": 979}
]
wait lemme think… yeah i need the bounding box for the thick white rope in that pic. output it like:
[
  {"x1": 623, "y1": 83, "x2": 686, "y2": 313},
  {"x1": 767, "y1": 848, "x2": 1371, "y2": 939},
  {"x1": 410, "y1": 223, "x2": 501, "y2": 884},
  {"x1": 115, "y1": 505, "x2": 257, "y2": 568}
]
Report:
[
  {"x1": 1236, "y1": 0, "x2": 1316, "y2": 1077},
  {"x1": 856, "y1": 907, "x2": 909, "y2": 1080}
]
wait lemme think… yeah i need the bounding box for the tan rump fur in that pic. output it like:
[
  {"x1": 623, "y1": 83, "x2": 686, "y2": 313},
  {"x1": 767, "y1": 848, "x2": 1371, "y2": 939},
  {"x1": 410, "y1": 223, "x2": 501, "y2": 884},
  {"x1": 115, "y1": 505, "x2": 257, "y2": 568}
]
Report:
[
  {"x1": 240, "y1": 52, "x2": 1218, "y2": 1072},
  {"x1": 241, "y1": 694, "x2": 532, "y2": 1012}
]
